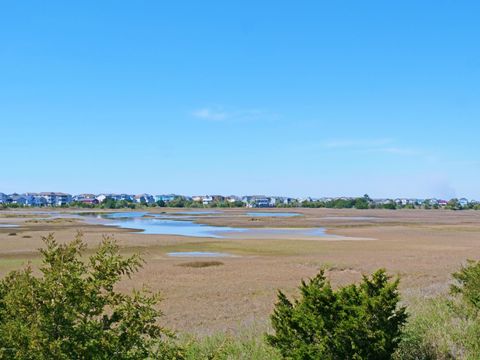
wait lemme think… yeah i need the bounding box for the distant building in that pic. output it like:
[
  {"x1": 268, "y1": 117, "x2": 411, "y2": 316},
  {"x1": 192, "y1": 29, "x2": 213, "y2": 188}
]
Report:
[
  {"x1": 459, "y1": 198, "x2": 469, "y2": 207},
  {"x1": 154, "y1": 194, "x2": 177, "y2": 203},
  {"x1": 39, "y1": 192, "x2": 72, "y2": 206},
  {"x1": 202, "y1": 196, "x2": 214, "y2": 206},
  {"x1": 134, "y1": 194, "x2": 154, "y2": 204},
  {"x1": 78, "y1": 198, "x2": 99, "y2": 205},
  {"x1": 242, "y1": 195, "x2": 272, "y2": 208},
  {"x1": 226, "y1": 195, "x2": 241, "y2": 203}
]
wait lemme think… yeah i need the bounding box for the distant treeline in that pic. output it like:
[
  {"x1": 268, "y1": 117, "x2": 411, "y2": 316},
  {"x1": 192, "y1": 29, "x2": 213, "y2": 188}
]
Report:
[{"x1": 2, "y1": 196, "x2": 479, "y2": 210}]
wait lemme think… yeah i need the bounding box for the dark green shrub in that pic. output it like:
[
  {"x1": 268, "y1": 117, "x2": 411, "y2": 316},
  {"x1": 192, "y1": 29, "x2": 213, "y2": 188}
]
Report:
[
  {"x1": 267, "y1": 269, "x2": 407, "y2": 359},
  {"x1": 451, "y1": 259, "x2": 480, "y2": 311}
]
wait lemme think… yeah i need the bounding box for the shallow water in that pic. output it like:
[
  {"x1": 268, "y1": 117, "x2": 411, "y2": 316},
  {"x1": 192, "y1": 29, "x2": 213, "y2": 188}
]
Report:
[
  {"x1": 167, "y1": 251, "x2": 234, "y2": 257},
  {"x1": 0, "y1": 224, "x2": 19, "y2": 228},
  {"x1": 83, "y1": 212, "x2": 330, "y2": 239}
]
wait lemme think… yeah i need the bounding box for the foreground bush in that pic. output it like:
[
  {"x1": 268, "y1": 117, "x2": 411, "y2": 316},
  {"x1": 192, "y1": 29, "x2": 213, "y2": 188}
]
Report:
[
  {"x1": 267, "y1": 269, "x2": 407, "y2": 359},
  {"x1": 0, "y1": 233, "x2": 181, "y2": 359}
]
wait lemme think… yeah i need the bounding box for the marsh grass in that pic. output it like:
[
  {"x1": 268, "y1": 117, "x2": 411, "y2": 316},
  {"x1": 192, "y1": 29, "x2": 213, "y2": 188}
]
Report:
[
  {"x1": 395, "y1": 298, "x2": 480, "y2": 360},
  {"x1": 180, "y1": 327, "x2": 280, "y2": 360}
]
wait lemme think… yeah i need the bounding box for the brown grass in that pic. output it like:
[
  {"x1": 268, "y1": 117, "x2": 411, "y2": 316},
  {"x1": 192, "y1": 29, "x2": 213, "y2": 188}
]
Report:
[{"x1": 1, "y1": 208, "x2": 480, "y2": 334}]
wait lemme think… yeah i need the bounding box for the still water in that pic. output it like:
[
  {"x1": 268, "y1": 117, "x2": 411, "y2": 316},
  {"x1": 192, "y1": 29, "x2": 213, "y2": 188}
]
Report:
[{"x1": 84, "y1": 212, "x2": 329, "y2": 239}]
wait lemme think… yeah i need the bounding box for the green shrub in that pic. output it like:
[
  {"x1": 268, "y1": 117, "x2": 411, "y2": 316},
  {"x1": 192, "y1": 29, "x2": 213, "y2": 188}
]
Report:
[
  {"x1": 451, "y1": 259, "x2": 480, "y2": 311},
  {"x1": 0, "y1": 233, "x2": 181, "y2": 359},
  {"x1": 267, "y1": 269, "x2": 407, "y2": 359}
]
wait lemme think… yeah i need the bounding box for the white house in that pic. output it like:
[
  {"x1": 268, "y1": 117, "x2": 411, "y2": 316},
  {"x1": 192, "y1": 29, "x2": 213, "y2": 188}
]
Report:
[
  {"x1": 96, "y1": 194, "x2": 109, "y2": 203},
  {"x1": 134, "y1": 194, "x2": 155, "y2": 204},
  {"x1": 459, "y1": 198, "x2": 469, "y2": 207},
  {"x1": 202, "y1": 196, "x2": 214, "y2": 205}
]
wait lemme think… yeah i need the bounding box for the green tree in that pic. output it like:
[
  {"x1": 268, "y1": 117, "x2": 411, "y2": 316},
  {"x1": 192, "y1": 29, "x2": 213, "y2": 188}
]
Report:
[
  {"x1": 267, "y1": 269, "x2": 407, "y2": 359},
  {"x1": 0, "y1": 233, "x2": 181, "y2": 359},
  {"x1": 446, "y1": 198, "x2": 461, "y2": 210},
  {"x1": 451, "y1": 259, "x2": 480, "y2": 311}
]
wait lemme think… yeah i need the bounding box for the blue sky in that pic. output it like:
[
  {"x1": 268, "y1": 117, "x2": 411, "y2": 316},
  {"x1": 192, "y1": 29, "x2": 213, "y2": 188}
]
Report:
[{"x1": 1, "y1": 1, "x2": 479, "y2": 199}]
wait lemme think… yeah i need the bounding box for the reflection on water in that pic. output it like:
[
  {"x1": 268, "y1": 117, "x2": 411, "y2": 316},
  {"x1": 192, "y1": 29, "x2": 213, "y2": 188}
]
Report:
[
  {"x1": 89, "y1": 212, "x2": 244, "y2": 238},
  {"x1": 82, "y1": 212, "x2": 330, "y2": 239}
]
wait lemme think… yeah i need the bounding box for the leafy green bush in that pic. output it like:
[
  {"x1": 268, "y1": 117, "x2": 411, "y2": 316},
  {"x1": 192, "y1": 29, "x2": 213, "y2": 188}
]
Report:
[
  {"x1": 0, "y1": 233, "x2": 181, "y2": 359},
  {"x1": 451, "y1": 259, "x2": 480, "y2": 311},
  {"x1": 267, "y1": 269, "x2": 407, "y2": 359}
]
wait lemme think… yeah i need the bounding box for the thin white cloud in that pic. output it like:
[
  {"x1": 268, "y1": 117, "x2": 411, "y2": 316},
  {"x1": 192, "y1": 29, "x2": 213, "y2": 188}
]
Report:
[
  {"x1": 191, "y1": 107, "x2": 228, "y2": 121},
  {"x1": 374, "y1": 147, "x2": 419, "y2": 156},
  {"x1": 322, "y1": 138, "x2": 422, "y2": 157},
  {"x1": 191, "y1": 106, "x2": 277, "y2": 122},
  {"x1": 323, "y1": 138, "x2": 393, "y2": 149}
]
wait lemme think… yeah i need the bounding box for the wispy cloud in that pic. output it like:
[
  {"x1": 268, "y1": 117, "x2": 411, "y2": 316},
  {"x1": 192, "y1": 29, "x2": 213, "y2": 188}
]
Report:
[
  {"x1": 323, "y1": 138, "x2": 393, "y2": 149},
  {"x1": 371, "y1": 147, "x2": 419, "y2": 156},
  {"x1": 191, "y1": 106, "x2": 277, "y2": 122},
  {"x1": 322, "y1": 138, "x2": 421, "y2": 157},
  {"x1": 191, "y1": 107, "x2": 228, "y2": 121}
]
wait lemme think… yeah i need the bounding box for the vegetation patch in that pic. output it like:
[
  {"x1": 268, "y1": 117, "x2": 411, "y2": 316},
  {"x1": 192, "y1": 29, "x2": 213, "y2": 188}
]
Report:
[
  {"x1": 25, "y1": 218, "x2": 80, "y2": 224},
  {"x1": 7, "y1": 233, "x2": 16, "y2": 236},
  {"x1": 177, "y1": 261, "x2": 224, "y2": 268}
]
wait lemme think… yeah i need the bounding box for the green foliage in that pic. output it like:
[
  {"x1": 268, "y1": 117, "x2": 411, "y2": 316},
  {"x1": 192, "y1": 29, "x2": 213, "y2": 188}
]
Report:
[
  {"x1": 451, "y1": 259, "x2": 480, "y2": 311},
  {"x1": 0, "y1": 233, "x2": 179, "y2": 359},
  {"x1": 446, "y1": 198, "x2": 460, "y2": 210},
  {"x1": 267, "y1": 269, "x2": 407, "y2": 360}
]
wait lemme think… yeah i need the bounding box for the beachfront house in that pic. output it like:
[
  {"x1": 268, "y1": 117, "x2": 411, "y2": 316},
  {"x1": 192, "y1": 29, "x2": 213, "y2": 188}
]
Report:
[
  {"x1": 78, "y1": 198, "x2": 99, "y2": 205},
  {"x1": 243, "y1": 195, "x2": 272, "y2": 208},
  {"x1": 226, "y1": 195, "x2": 241, "y2": 203},
  {"x1": 96, "y1": 194, "x2": 109, "y2": 203},
  {"x1": 134, "y1": 194, "x2": 154, "y2": 204},
  {"x1": 40, "y1": 192, "x2": 72, "y2": 206},
  {"x1": 9, "y1": 194, "x2": 27, "y2": 206},
  {"x1": 459, "y1": 198, "x2": 469, "y2": 207},
  {"x1": 202, "y1": 196, "x2": 214, "y2": 205},
  {"x1": 155, "y1": 194, "x2": 177, "y2": 203}
]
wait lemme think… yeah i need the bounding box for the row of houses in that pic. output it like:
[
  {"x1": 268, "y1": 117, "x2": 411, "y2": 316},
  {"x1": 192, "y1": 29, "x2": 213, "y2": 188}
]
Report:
[
  {"x1": 0, "y1": 192, "x2": 477, "y2": 208},
  {"x1": 370, "y1": 198, "x2": 474, "y2": 207},
  {"x1": 0, "y1": 192, "x2": 72, "y2": 206},
  {"x1": 0, "y1": 192, "x2": 298, "y2": 208}
]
